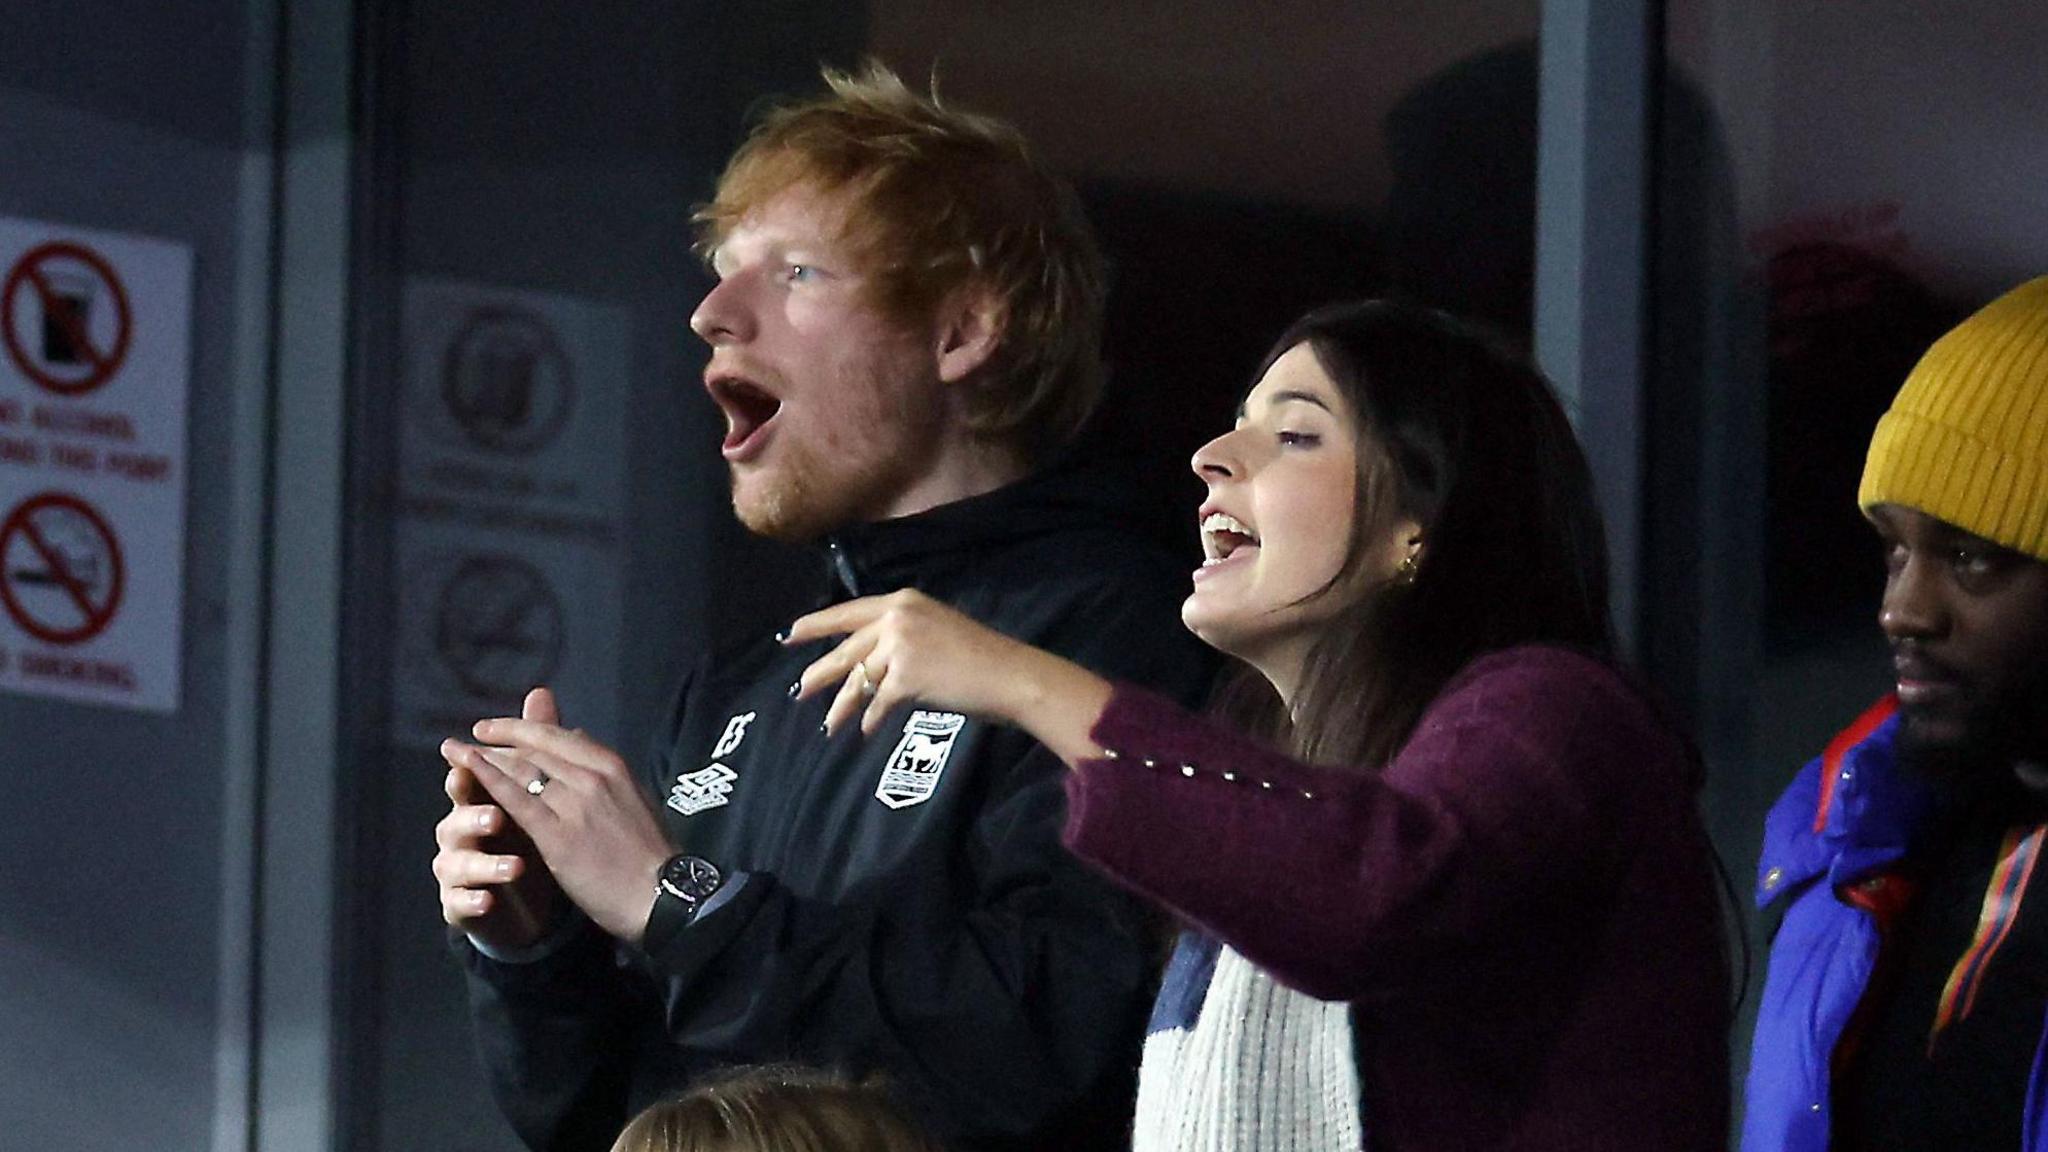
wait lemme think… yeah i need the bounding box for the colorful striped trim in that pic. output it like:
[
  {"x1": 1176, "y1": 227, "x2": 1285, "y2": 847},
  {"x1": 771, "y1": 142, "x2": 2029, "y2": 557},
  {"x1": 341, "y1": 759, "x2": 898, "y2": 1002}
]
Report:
[
  {"x1": 1814, "y1": 696, "x2": 1900, "y2": 833},
  {"x1": 1928, "y1": 823, "x2": 2048, "y2": 1054}
]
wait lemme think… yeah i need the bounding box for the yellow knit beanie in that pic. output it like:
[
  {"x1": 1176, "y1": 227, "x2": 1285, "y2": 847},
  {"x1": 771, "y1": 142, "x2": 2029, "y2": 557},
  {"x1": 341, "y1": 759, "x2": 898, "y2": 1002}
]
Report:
[{"x1": 1860, "y1": 275, "x2": 2048, "y2": 561}]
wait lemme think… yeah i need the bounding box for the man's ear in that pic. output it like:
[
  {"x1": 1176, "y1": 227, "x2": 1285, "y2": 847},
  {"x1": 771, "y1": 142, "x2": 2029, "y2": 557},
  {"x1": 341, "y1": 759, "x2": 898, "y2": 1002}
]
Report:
[{"x1": 934, "y1": 286, "x2": 1004, "y2": 385}]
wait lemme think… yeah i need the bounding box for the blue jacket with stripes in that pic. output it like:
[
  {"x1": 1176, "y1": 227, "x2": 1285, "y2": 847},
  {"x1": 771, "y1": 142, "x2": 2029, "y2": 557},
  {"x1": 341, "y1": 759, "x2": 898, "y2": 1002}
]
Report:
[{"x1": 1742, "y1": 697, "x2": 2048, "y2": 1152}]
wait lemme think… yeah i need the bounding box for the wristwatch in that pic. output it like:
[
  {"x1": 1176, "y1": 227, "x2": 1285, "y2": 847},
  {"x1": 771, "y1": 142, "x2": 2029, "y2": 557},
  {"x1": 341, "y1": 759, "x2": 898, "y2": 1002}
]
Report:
[{"x1": 654, "y1": 853, "x2": 724, "y2": 920}]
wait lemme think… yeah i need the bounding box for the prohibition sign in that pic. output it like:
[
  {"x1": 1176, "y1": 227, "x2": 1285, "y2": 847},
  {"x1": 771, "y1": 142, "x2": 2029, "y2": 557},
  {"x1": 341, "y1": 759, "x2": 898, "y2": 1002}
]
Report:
[
  {"x1": 2, "y1": 241, "x2": 134, "y2": 396},
  {"x1": 0, "y1": 491, "x2": 125, "y2": 645},
  {"x1": 442, "y1": 306, "x2": 574, "y2": 455},
  {"x1": 434, "y1": 554, "x2": 563, "y2": 700}
]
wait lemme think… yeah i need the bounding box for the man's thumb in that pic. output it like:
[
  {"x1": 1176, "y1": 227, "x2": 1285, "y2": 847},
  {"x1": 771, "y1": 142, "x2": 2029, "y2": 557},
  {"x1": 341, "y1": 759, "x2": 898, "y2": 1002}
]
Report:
[{"x1": 523, "y1": 686, "x2": 560, "y2": 726}]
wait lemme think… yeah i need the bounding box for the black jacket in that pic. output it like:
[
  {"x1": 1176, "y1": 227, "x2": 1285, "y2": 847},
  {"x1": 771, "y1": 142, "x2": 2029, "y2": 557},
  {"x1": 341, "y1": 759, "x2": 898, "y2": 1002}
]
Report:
[{"x1": 461, "y1": 461, "x2": 1217, "y2": 1151}]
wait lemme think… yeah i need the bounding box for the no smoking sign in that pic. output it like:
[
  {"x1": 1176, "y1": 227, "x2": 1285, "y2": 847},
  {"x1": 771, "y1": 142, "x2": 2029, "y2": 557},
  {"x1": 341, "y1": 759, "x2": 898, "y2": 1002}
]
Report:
[{"x1": 0, "y1": 491, "x2": 124, "y2": 645}]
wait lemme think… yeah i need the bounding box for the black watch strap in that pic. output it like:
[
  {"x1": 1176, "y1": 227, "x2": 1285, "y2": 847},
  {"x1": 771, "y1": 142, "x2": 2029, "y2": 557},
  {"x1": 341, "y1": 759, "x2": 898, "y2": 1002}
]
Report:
[
  {"x1": 655, "y1": 854, "x2": 723, "y2": 917},
  {"x1": 642, "y1": 853, "x2": 724, "y2": 955}
]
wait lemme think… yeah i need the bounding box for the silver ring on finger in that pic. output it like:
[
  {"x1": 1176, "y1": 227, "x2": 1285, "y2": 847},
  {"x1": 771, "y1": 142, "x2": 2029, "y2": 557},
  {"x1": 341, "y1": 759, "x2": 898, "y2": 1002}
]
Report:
[
  {"x1": 526, "y1": 772, "x2": 550, "y2": 796},
  {"x1": 855, "y1": 659, "x2": 877, "y2": 699}
]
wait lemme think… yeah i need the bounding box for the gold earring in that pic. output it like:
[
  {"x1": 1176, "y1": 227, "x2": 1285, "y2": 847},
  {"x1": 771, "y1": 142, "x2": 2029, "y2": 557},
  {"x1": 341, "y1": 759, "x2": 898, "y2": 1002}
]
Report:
[{"x1": 1396, "y1": 552, "x2": 1420, "y2": 585}]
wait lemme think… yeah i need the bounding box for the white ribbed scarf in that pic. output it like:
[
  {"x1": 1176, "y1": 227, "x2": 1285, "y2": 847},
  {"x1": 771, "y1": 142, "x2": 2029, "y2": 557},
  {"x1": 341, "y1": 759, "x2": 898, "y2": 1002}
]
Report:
[{"x1": 1131, "y1": 944, "x2": 1364, "y2": 1152}]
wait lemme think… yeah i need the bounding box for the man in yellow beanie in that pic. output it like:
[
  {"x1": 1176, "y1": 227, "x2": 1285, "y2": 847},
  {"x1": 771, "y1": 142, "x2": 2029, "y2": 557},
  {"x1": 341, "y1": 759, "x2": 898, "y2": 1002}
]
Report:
[{"x1": 1743, "y1": 276, "x2": 2048, "y2": 1152}]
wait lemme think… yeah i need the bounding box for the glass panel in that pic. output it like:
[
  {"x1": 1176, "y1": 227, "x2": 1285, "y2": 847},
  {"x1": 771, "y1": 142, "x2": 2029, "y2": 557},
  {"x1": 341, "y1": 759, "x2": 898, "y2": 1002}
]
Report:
[
  {"x1": 0, "y1": 2, "x2": 259, "y2": 1147},
  {"x1": 1660, "y1": 0, "x2": 2048, "y2": 1105},
  {"x1": 358, "y1": 3, "x2": 1538, "y2": 1147},
  {"x1": 876, "y1": 2, "x2": 1542, "y2": 530}
]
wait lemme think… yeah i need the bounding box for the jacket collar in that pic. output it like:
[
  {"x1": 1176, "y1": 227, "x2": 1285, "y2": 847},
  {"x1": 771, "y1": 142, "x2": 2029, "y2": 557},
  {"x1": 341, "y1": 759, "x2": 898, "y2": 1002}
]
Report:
[
  {"x1": 1756, "y1": 696, "x2": 1940, "y2": 908},
  {"x1": 820, "y1": 454, "x2": 1172, "y2": 599}
]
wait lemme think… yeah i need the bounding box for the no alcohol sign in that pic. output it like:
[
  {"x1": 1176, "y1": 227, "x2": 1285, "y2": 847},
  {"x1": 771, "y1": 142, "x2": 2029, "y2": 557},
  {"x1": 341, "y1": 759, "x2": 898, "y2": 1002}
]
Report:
[{"x1": 2, "y1": 241, "x2": 133, "y2": 397}]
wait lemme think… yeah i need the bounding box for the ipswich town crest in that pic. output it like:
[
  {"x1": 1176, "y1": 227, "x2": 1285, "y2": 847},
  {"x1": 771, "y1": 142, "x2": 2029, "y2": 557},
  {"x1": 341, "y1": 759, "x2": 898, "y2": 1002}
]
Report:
[{"x1": 876, "y1": 710, "x2": 966, "y2": 810}]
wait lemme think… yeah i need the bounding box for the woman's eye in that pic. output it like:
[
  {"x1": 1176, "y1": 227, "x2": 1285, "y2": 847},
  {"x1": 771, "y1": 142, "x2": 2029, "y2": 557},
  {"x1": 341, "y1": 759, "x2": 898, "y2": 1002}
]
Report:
[
  {"x1": 1276, "y1": 430, "x2": 1321, "y2": 448},
  {"x1": 785, "y1": 264, "x2": 815, "y2": 283}
]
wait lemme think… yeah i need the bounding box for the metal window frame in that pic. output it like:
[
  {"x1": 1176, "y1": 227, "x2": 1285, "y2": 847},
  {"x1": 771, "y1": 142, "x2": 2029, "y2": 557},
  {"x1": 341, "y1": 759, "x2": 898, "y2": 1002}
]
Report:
[
  {"x1": 217, "y1": 1, "x2": 1675, "y2": 1145},
  {"x1": 216, "y1": 0, "x2": 358, "y2": 1149},
  {"x1": 1535, "y1": 0, "x2": 1655, "y2": 655}
]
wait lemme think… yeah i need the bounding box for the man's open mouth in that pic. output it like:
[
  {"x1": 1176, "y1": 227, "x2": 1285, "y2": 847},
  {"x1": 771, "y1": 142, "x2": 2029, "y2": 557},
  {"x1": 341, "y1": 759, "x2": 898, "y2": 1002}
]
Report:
[{"x1": 707, "y1": 375, "x2": 784, "y2": 460}]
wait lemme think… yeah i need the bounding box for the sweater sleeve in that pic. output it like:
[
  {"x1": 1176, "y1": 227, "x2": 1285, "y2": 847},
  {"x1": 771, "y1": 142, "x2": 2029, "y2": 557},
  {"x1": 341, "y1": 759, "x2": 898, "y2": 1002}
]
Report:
[{"x1": 1062, "y1": 647, "x2": 1679, "y2": 1005}]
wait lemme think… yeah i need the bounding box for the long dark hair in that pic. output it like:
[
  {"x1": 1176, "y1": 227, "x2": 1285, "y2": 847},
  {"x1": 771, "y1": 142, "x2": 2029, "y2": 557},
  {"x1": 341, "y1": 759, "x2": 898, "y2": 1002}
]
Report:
[{"x1": 1218, "y1": 299, "x2": 1616, "y2": 770}]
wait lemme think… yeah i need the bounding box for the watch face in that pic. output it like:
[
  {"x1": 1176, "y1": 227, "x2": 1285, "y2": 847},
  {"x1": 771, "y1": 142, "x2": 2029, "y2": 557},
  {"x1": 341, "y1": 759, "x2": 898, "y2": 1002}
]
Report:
[{"x1": 660, "y1": 855, "x2": 722, "y2": 904}]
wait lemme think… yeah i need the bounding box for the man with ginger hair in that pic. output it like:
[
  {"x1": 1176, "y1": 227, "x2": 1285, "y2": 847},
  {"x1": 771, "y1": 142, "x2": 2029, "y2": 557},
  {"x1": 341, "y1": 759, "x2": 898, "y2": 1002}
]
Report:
[{"x1": 433, "y1": 64, "x2": 1211, "y2": 1151}]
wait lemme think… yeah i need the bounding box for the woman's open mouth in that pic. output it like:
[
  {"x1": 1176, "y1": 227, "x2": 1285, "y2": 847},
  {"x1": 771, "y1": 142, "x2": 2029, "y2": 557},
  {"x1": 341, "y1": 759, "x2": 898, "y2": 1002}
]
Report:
[{"x1": 1196, "y1": 511, "x2": 1260, "y2": 579}]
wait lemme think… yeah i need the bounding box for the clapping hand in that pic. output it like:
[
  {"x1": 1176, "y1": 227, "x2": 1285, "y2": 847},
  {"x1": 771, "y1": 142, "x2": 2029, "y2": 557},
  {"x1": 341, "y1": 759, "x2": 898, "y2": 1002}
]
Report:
[
  {"x1": 433, "y1": 688, "x2": 567, "y2": 951},
  {"x1": 439, "y1": 688, "x2": 676, "y2": 946}
]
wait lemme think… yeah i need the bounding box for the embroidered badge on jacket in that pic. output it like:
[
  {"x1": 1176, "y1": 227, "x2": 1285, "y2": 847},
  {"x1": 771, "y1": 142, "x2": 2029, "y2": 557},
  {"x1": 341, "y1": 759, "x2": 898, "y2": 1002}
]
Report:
[
  {"x1": 668, "y1": 763, "x2": 737, "y2": 816},
  {"x1": 667, "y1": 711, "x2": 754, "y2": 817},
  {"x1": 710, "y1": 711, "x2": 755, "y2": 759},
  {"x1": 876, "y1": 710, "x2": 966, "y2": 810}
]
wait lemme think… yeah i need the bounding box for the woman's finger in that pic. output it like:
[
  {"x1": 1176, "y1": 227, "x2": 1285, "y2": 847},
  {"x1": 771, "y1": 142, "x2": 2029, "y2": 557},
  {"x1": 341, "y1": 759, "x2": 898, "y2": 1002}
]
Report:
[
  {"x1": 860, "y1": 671, "x2": 903, "y2": 736},
  {"x1": 783, "y1": 595, "x2": 892, "y2": 647},
  {"x1": 822, "y1": 657, "x2": 871, "y2": 737},
  {"x1": 795, "y1": 629, "x2": 878, "y2": 704}
]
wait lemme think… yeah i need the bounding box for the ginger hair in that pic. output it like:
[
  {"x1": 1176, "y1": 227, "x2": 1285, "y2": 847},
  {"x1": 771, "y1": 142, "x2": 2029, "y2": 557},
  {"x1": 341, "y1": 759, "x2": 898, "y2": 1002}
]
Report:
[{"x1": 694, "y1": 62, "x2": 1107, "y2": 460}]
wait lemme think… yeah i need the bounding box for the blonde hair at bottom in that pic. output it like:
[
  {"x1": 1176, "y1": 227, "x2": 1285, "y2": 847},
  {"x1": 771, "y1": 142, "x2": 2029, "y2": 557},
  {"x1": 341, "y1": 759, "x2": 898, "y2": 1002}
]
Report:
[{"x1": 609, "y1": 1065, "x2": 946, "y2": 1152}]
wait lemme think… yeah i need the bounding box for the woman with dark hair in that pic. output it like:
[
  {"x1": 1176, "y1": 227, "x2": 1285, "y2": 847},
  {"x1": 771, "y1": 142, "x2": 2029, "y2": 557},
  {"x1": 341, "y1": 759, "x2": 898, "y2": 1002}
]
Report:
[{"x1": 784, "y1": 300, "x2": 1729, "y2": 1151}]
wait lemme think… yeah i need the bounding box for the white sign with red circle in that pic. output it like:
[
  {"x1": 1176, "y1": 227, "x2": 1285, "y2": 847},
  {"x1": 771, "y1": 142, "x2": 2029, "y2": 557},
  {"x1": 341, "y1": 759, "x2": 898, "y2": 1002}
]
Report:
[
  {"x1": 0, "y1": 216, "x2": 191, "y2": 713},
  {"x1": 3, "y1": 241, "x2": 134, "y2": 396},
  {"x1": 1, "y1": 491, "x2": 125, "y2": 645}
]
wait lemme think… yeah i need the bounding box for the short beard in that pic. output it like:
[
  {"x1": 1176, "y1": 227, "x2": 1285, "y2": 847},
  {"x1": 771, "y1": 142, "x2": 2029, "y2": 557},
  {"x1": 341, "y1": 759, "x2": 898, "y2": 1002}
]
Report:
[
  {"x1": 1896, "y1": 701, "x2": 2046, "y2": 808},
  {"x1": 732, "y1": 465, "x2": 823, "y2": 542},
  {"x1": 730, "y1": 362, "x2": 940, "y2": 543},
  {"x1": 1895, "y1": 722, "x2": 1992, "y2": 785}
]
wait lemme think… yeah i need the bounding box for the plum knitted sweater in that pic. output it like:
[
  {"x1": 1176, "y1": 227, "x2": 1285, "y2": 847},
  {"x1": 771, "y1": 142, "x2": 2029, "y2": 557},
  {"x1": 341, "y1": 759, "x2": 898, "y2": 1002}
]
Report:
[{"x1": 1063, "y1": 646, "x2": 1730, "y2": 1152}]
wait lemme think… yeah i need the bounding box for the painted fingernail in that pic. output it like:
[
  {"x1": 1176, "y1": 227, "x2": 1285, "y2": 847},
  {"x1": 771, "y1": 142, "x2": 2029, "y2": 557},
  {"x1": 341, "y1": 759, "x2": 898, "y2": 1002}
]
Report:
[
  {"x1": 774, "y1": 627, "x2": 792, "y2": 643},
  {"x1": 819, "y1": 721, "x2": 832, "y2": 735},
  {"x1": 788, "y1": 679, "x2": 804, "y2": 698}
]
